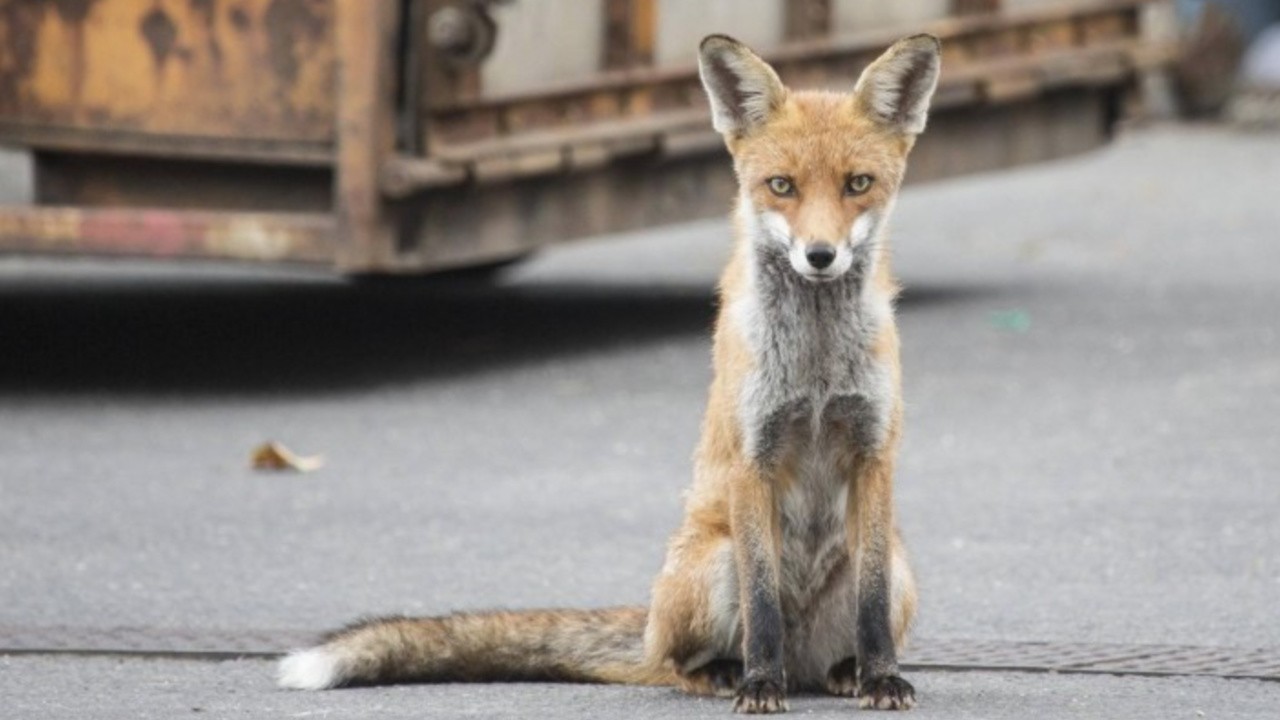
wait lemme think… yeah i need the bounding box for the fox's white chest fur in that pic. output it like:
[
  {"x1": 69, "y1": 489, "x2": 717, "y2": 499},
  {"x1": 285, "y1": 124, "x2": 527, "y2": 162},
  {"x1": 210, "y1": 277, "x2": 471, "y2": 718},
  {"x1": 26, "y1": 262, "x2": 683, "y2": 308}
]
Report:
[{"x1": 733, "y1": 234, "x2": 895, "y2": 466}]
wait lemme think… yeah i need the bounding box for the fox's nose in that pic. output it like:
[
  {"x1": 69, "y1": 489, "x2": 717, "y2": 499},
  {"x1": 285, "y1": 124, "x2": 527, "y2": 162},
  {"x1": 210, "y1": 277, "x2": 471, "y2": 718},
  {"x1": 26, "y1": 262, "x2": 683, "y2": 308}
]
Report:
[{"x1": 805, "y1": 243, "x2": 836, "y2": 270}]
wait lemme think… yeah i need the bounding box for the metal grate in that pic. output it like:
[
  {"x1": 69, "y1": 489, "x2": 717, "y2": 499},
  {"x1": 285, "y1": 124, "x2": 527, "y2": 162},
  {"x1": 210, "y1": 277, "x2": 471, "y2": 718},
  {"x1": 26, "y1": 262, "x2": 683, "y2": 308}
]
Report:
[
  {"x1": 903, "y1": 638, "x2": 1280, "y2": 682},
  {"x1": 1, "y1": 626, "x2": 1277, "y2": 682}
]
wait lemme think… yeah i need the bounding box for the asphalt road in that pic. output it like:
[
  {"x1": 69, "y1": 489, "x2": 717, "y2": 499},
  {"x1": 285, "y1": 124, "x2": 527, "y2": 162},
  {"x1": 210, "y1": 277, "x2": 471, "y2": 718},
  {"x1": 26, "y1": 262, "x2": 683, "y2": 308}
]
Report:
[{"x1": 1, "y1": 125, "x2": 1277, "y2": 718}]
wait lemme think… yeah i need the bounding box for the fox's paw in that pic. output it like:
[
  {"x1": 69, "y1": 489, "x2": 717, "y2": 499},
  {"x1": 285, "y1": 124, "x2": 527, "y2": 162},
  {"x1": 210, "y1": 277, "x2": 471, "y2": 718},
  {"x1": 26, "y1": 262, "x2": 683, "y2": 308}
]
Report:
[
  {"x1": 680, "y1": 659, "x2": 743, "y2": 698},
  {"x1": 857, "y1": 674, "x2": 916, "y2": 711},
  {"x1": 732, "y1": 675, "x2": 788, "y2": 714},
  {"x1": 824, "y1": 657, "x2": 860, "y2": 697}
]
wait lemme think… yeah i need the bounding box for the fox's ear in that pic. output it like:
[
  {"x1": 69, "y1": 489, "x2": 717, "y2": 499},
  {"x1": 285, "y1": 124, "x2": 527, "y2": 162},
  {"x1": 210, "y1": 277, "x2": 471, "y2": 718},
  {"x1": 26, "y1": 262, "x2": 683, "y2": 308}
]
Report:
[
  {"x1": 698, "y1": 34, "x2": 786, "y2": 137},
  {"x1": 853, "y1": 34, "x2": 941, "y2": 135}
]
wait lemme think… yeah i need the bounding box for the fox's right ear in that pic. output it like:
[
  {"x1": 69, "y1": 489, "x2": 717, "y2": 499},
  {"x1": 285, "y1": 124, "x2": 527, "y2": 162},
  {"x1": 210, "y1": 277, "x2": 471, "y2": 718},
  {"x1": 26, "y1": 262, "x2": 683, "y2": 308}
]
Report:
[{"x1": 698, "y1": 35, "x2": 786, "y2": 137}]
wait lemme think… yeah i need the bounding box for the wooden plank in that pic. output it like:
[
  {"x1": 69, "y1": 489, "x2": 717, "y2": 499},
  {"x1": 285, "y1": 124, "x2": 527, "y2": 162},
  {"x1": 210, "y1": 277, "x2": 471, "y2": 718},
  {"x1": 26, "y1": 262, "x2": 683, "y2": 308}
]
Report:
[{"x1": 334, "y1": 0, "x2": 398, "y2": 270}]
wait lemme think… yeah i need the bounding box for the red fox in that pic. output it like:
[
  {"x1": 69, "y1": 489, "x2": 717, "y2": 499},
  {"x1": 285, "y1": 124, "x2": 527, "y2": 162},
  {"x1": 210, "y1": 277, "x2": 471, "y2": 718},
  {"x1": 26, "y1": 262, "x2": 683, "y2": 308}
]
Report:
[{"x1": 279, "y1": 33, "x2": 940, "y2": 713}]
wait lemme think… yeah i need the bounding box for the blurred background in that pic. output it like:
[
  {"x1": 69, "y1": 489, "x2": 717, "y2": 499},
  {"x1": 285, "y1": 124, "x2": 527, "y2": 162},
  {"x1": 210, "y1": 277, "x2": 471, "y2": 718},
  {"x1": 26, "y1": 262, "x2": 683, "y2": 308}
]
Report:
[{"x1": 0, "y1": 1, "x2": 1277, "y2": 718}]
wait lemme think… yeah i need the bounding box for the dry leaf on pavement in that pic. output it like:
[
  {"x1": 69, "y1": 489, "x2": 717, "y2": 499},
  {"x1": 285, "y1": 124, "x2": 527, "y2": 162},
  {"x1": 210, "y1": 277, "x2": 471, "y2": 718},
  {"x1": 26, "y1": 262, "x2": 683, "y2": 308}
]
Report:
[{"x1": 250, "y1": 441, "x2": 325, "y2": 473}]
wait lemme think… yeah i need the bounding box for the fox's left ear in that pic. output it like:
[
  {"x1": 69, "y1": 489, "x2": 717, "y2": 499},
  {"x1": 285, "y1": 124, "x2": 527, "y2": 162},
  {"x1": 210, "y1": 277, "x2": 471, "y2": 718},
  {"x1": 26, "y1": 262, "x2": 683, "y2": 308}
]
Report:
[{"x1": 853, "y1": 34, "x2": 941, "y2": 135}]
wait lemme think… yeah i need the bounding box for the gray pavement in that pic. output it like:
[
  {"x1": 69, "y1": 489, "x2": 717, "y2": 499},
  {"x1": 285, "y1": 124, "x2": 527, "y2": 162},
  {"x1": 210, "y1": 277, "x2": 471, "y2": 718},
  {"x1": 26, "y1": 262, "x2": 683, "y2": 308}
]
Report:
[
  {"x1": 3, "y1": 655, "x2": 1277, "y2": 720},
  {"x1": 0, "y1": 125, "x2": 1278, "y2": 717}
]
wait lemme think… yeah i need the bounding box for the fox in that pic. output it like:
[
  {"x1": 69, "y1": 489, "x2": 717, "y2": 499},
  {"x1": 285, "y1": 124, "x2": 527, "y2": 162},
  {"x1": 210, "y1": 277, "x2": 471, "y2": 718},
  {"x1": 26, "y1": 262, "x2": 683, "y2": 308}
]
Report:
[{"x1": 277, "y1": 33, "x2": 941, "y2": 713}]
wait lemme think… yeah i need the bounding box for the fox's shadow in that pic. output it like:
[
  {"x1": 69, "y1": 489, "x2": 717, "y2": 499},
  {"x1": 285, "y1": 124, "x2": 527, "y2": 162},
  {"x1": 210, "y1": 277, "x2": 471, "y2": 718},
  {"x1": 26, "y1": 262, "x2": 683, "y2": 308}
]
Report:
[{"x1": 0, "y1": 267, "x2": 994, "y2": 396}]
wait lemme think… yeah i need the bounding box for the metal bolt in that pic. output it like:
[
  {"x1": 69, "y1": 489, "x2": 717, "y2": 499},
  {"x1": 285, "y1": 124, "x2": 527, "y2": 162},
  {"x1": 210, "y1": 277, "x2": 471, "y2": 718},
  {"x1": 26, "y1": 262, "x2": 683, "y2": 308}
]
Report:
[
  {"x1": 428, "y1": 6, "x2": 476, "y2": 54},
  {"x1": 427, "y1": 3, "x2": 498, "y2": 66}
]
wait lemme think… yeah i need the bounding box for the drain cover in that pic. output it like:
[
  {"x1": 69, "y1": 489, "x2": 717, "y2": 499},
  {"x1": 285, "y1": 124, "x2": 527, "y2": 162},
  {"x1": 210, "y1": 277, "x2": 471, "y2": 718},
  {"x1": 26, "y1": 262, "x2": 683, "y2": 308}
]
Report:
[
  {"x1": 905, "y1": 638, "x2": 1280, "y2": 682},
  {"x1": 1, "y1": 626, "x2": 1277, "y2": 682}
]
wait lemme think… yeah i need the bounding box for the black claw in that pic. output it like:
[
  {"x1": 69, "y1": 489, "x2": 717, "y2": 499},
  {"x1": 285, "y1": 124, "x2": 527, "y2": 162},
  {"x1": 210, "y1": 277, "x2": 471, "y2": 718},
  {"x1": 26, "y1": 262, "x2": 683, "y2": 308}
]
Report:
[
  {"x1": 858, "y1": 674, "x2": 916, "y2": 711},
  {"x1": 703, "y1": 659, "x2": 744, "y2": 697},
  {"x1": 825, "y1": 657, "x2": 861, "y2": 697},
  {"x1": 733, "y1": 676, "x2": 788, "y2": 714}
]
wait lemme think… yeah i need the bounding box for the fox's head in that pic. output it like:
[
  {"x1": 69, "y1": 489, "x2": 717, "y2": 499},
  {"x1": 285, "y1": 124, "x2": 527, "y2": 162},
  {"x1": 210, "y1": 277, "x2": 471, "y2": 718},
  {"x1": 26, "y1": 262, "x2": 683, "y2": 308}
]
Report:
[{"x1": 698, "y1": 34, "x2": 941, "y2": 283}]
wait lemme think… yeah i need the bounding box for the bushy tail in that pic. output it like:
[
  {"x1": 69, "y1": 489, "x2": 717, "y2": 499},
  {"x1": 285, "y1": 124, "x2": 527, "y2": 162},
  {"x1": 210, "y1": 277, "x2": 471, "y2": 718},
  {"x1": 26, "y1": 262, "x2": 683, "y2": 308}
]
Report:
[{"x1": 277, "y1": 606, "x2": 674, "y2": 690}]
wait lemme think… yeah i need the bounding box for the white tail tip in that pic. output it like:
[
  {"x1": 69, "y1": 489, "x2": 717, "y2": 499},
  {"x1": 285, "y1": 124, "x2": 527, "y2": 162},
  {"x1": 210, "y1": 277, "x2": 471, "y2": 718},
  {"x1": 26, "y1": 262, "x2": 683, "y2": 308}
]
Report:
[{"x1": 277, "y1": 647, "x2": 345, "y2": 690}]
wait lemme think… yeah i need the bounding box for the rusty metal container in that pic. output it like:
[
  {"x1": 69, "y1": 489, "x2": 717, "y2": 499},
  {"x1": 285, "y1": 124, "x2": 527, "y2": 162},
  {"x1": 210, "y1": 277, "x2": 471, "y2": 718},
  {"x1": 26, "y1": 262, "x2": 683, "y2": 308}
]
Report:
[{"x1": 0, "y1": 0, "x2": 1177, "y2": 273}]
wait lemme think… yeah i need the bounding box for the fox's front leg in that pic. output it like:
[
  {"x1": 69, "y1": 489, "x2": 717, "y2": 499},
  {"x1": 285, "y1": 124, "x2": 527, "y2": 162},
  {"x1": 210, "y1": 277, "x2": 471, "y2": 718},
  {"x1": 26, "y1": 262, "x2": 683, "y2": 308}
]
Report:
[
  {"x1": 848, "y1": 457, "x2": 915, "y2": 710},
  {"x1": 730, "y1": 469, "x2": 787, "y2": 714}
]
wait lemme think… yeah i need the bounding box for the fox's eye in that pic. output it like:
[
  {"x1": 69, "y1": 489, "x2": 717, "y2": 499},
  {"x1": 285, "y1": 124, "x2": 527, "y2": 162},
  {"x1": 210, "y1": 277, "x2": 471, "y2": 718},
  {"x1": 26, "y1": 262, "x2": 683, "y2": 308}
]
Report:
[
  {"x1": 845, "y1": 174, "x2": 874, "y2": 195},
  {"x1": 766, "y1": 176, "x2": 795, "y2": 197}
]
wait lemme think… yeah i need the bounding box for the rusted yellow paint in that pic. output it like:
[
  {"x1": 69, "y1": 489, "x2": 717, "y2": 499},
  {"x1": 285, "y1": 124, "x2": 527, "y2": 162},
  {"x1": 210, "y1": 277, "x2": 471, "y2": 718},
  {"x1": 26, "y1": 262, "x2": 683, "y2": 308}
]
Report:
[
  {"x1": 0, "y1": 205, "x2": 334, "y2": 262},
  {"x1": 0, "y1": 0, "x2": 335, "y2": 142}
]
